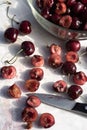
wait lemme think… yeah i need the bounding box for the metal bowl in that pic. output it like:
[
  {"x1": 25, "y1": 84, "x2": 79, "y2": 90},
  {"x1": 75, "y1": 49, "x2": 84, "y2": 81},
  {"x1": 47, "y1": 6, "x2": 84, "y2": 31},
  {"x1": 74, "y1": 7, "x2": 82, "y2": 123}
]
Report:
[{"x1": 27, "y1": 0, "x2": 87, "y2": 40}]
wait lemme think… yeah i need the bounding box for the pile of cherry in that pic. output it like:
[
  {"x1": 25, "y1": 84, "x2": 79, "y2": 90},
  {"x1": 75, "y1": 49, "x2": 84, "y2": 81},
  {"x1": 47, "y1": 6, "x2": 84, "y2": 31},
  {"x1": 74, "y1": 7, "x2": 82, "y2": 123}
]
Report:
[
  {"x1": 36, "y1": 0, "x2": 87, "y2": 30},
  {"x1": 1, "y1": 2, "x2": 87, "y2": 129}
]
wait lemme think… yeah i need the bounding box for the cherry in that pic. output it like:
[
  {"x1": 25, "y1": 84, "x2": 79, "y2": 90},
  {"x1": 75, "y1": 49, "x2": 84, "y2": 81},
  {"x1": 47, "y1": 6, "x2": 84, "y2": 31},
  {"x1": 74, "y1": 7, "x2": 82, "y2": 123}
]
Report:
[
  {"x1": 70, "y1": 17, "x2": 82, "y2": 30},
  {"x1": 67, "y1": 85, "x2": 83, "y2": 100},
  {"x1": 67, "y1": 0, "x2": 76, "y2": 7},
  {"x1": 65, "y1": 39, "x2": 81, "y2": 52},
  {"x1": 53, "y1": 80, "x2": 67, "y2": 93},
  {"x1": 29, "y1": 68, "x2": 44, "y2": 81},
  {"x1": 65, "y1": 51, "x2": 79, "y2": 63},
  {"x1": 31, "y1": 55, "x2": 44, "y2": 67},
  {"x1": 59, "y1": 15, "x2": 72, "y2": 28},
  {"x1": 21, "y1": 41, "x2": 35, "y2": 56},
  {"x1": 1, "y1": 65, "x2": 16, "y2": 79},
  {"x1": 73, "y1": 71, "x2": 87, "y2": 85},
  {"x1": 48, "y1": 53, "x2": 62, "y2": 68},
  {"x1": 24, "y1": 79, "x2": 40, "y2": 92},
  {"x1": 41, "y1": 8, "x2": 51, "y2": 20},
  {"x1": 72, "y1": 2, "x2": 84, "y2": 14},
  {"x1": 39, "y1": 113, "x2": 55, "y2": 128},
  {"x1": 8, "y1": 84, "x2": 21, "y2": 98},
  {"x1": 5, "y1": 41, "x2": 35, "y2": 64},
  {"x1": 26, "y1": 95, "x2": 41, "y2": 107},
  {"x1": 49, "y1": 43, "x2": 62, "y2": 55},
  {"x1": 19, "y1": 20, "x2": 32, "y2": 35},
  {"x1": 4, "y1": 27, "x2": 19, "y2": 43},
  {"x1": 22, "y1": 107, "x2": 38, "y2": 122},
  {"x1": 61, "y1": 61, "x2": 77, "y2": 75},
  {"x1": 55, "y1": 2, "x2": 67, "y2": 15},
  {"x1": 81, "y1": 0, "x2": 87, "y2": 4}
]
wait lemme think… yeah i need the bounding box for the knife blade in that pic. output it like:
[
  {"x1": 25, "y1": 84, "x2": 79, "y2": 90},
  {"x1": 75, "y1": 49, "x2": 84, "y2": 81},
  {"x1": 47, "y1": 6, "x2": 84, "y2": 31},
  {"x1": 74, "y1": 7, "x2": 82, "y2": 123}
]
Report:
[{"x1": 26, "y1": 93, "x2": 87, "y2": 116}]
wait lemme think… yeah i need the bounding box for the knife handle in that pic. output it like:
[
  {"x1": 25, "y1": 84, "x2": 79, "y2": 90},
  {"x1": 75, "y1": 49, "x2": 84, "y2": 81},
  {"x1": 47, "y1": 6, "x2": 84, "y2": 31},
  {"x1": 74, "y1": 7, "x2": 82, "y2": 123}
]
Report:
[{"x1": 72, "y1": 102, "x2": 87, "y2": 115}]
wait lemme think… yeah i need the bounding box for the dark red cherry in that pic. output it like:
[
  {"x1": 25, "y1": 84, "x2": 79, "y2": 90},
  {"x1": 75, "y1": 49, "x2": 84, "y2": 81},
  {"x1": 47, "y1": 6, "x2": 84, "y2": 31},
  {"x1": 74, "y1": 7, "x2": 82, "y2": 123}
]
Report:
[
  {"x1": 70, "y1": 17, "x2": 82, "y2": 30},
  {"x1": 72, "y1": 2, "x2": 84, "y2": 14},
  {"x1": 67, "y1": 85, "x2": 83, "y2": 100},
  {"x1": 41, "y1": 8, "x2": 51, "y2": 20},
  {"x1": 65, "y1": 40, "x2": 81, "y2": 52},
  {"x1": 21, "y1": 41, "x2": 35, "y2": 56},
  {"x1": 61, "y1": 61, "x2": 77, "y2": 75},
  {"x1": 4, "y1": 27, "x2": 18, "y2": 43},
  {"x1": 81, "y1": 0, "x2": 87, "y2": 4},
  {"x1": 67, "y1": 0, "x2": 76, "y2": 7},
  {"x1": 19, "y1": 20, "x2": 31, "y2": 35}
]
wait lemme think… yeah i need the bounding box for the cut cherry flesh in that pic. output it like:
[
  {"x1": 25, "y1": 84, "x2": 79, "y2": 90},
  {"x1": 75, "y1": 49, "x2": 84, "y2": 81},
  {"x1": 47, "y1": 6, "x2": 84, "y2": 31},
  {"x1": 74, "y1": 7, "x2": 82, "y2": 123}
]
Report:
[
  {"x1": 53, "y1": 80, "x2": 67, "y2": 93},
  {"x1": 26, "y1": 95, "x2": 41, "y2": 107},
  {"x1": 22, "y1": 107, "x2": 38, "y2": 122},
  {"x1": 73, "y1": 71, "x2": 87, "y2": 85},
  {"x1": 39, "y1": 113, "x2": 55, "y2": 128},
  {"x1": 29, "y1": 68, "x2": 44, "y2": 81}
]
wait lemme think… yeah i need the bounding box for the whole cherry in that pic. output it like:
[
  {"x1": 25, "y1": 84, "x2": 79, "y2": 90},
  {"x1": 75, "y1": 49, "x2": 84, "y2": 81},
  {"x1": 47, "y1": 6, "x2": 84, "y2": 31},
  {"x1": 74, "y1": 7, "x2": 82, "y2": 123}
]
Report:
[
  {"x1": 19, "y1": 20, "x2": 32, "y2": 35},
  {"x1": 67, "y1": 85, "x2": 83, "y2": 100},
  {"x1": 65, "y1": 39, "x2": 81, "y2": 52}
]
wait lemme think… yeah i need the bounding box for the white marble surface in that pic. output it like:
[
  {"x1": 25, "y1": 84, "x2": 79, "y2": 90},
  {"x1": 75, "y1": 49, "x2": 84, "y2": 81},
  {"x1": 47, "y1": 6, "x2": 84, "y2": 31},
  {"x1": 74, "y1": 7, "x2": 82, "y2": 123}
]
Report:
[{"x1": 0, "y1": 0, "x2": 87, "y2": 130}]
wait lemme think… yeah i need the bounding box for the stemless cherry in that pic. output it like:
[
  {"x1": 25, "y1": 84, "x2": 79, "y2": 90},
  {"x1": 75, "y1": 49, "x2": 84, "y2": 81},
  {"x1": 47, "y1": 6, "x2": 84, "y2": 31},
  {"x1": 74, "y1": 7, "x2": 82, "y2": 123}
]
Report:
[
  {"x1": 22, "y1": 107, "x2": 38, "y2": 122},
  {"x1": 8, "y1": 84, "x2": 21, "y2": 98},
  {"x1": 26, "y1": 95, "x2": 41, "y2": 107},
  {"x1": 65, "y1": 39, "x2": 81, "y2": 52},
  {"x1": 48, "y1": 53, "x2": 62, "y2": 68},
  {"x1": 53, "y1": 80, "x2": 67, "y2": 93},
  {"x1": 31, "y1": 55, "x2": 44, "y2": 67},
  {"x1": 49, "y1": 43, "x2": 62, "y2": 55},
  {"x1": 4, "y1": 27, "x2": 18, "y2": 43},
  {"x1": 29, "y1": 68, "x2": 44, "y2": 81},
  {"x1": 65, "y1": 51, "x2": 79, "y2": 63},
  {"x1": 24, "y1": 79, "x2": 40, "y2": 92},
  {"x1": 19, "y1": 20, "x2": 31, "y2": 35},
  {"x1": 67, "y1": 85, "x2": 83, "y2": 100},
  {"x1": 73, "y1": 71, "x2": 87, "y2": 85},
  {"x1": 1, "y1": 65, "x2": 16, "y2": 79},
  {"x1": 61, "y1": 61, "x2": 77, "y2": 75},
  {"x1": 39, "y1": 113, "x2": 55, "y2": 128}
]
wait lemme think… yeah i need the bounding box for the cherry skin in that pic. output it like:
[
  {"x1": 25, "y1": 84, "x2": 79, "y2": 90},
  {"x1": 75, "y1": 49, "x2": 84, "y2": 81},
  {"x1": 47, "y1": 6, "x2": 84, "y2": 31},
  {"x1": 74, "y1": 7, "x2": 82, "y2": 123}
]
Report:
[
  {"x1": 67, "y1": 85, "x2": 83, "y2": 100},
  {"x1": 21, "y1": 41, "x2": 35, "y2": 56},
  {"x1": 4, "y1": 27, "x2": 18, "y2": 43},
  {"x1": 65, "y1": 39, "x2": 81, "y2": 52},
  {"x1": 19, "y1": 20, "x2": 32, "y2": 35},
  {"x1": 61, "y1": 61, "x2": 77, "y2": 75}
]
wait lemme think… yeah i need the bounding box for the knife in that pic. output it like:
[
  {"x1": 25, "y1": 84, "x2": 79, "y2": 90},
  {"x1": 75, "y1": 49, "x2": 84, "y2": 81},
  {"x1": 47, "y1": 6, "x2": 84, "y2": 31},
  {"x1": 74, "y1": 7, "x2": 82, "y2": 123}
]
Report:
[{"x1": 26, "y1": 93, "x2": 87, "y2": 116}]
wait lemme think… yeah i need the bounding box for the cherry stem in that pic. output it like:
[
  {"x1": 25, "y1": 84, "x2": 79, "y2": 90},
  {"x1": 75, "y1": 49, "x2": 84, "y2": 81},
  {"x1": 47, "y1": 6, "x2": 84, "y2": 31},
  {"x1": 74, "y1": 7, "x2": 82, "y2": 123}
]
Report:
[
  {"x1": 5, "y1": 49, "x2": 23, "y2": 64},
  {"x1": 0, "y1": 1, "x2": 11, "y2": 5},
  {"x1": 7, "y1": 6, "x2": 20, "y2": 25}
]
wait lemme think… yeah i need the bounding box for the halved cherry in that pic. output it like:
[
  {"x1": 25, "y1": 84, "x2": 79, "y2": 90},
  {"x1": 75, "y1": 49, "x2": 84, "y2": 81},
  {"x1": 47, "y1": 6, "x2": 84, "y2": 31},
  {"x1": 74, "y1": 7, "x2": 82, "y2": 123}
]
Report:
[{"x1": 65, "y1": 51, "x2": 79, "y2": 63}]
